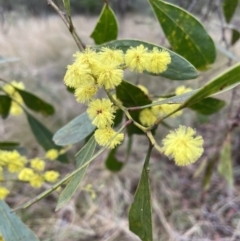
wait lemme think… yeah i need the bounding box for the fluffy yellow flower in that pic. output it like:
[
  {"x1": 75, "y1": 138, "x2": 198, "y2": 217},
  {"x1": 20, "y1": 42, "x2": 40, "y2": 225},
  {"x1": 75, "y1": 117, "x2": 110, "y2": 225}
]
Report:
[
  {"x1": 6, "y1": 151, "x2": 27, "y2": 173},
  {"x1": 94, "y1": 127, "x2": 124, "y2": 149},
  {"x1": 3, "y1": 81, "x2": 25, "y2": 116},
  {"x1": 145, "y1": 48, "x2": 171, "y2": 74},
  {"x1": 98, "y1": 47, "x2": 124, "y2": 65},
  {"x1": 75, "y1": 81, "x2": 98, "y2": 103},
  {"x1": 162, "y1": 125, "x2": 204, "y2": 166},
  {"x1": 125, "y1": 44, "x2": 149, "y2": 73},
  {"x1": 96, "y1": 64, "x2": 123, "y2": 89},
  {"x1": 31, "y1": 158, "x2": 45, "y2": 171},
  {"x1": 18, "y1": 168, "x2": 34, "y2": 181},
  {"x1": 139, "y1": 108, "x2": 157, "y2": 127},
  {"x1": 0, "y1": 187, "x2": 9, "y2": 200},
  {"x1": 44, "y1": 171, "x2": 59, "y2": 182},
  {"x1": 87, "y1": 98, "x2": 116, "y2": 128},
  {"x1": 45, "y1": 149, "x2": 59, "y2": 160},
  {"x1": 0, "y1": 234, "x2": 4, "y2": 241},
  {"x1": 29, "y1": 174, "x2": 44, "y2": 188},
  {"x1": 64, "y1": 63, "x2": 92, "y2": 88},
  {"x1": 137, "y1": 84, "x2": 149, "y2": 95},
  {"x1": 152, "y1": 99, "x2": 182, "y2": 118},
  {"x1": 175, "y1": 86, "x2": 193, "y2": 95}
]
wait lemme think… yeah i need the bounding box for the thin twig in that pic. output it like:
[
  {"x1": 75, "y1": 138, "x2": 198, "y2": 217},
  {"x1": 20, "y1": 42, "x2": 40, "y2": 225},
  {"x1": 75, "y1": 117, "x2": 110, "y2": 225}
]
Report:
[{"x1": 47, "y1": 0, "x2": 84, "y2": 51}]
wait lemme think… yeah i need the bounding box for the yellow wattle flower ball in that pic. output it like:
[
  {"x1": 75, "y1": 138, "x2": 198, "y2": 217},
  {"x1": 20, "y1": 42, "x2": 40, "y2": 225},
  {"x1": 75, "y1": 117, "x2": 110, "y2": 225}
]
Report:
[
  {"x1": 94, "y1": 127, "x2": 124, "y2": 149},
  {"x1": 3, "y1": 81, "x2": 25, "y2": 116},
  {"x1": 125, "y1": 44, "x2": 149, "y2": 73},
  {"x1": 29, "y1": 174, "x2": 44, "y2": 188},
  {"x1": 0, "y1": 186, "x2": 10, "y2": 200},
  {"x1": 87, "y1": 98, "x2": 116, "y2": 128},
  {"x1": 63, "y1": 63, "x2": 91, "y2": 88},
  {"x1": 74, "y1": 47, "x2": 99, "y2": 68},
  {"x1": 98, "y1": 47, "x2": 124, "y2": 66},
  {"x1": 139, "y1": 108, "x2": 157, "y2": 127},
  {"x1": 18, "y1": 168, "x2": 35, "y2": 181},
  {"x1": 175, "y1": 85, "x2": 193, "y2": 95},
  {"x1": 44, "y1": 171, "x2": 59, "y2": 183},
  {"x1": 45, "y1": 149, "x2": 59, "y2": 161},
  {"x1": 7, "y1": 151, "x2": 27, "y2": 173},
  {"x1": 96, "y1": 64, "x2": 123, "y2": 90},
  {"x1": 162, "y1": 125, "x2": 204, "y2": 166},
  {"x1": 30, "y1": 158, "x2": 45, "y2": 171},
  {"x1": 75, "y1": 80, "x2": 98, "y2": 103},
  {"x1": 145, "y1": 47, "x2": 171, "y2": 74}
]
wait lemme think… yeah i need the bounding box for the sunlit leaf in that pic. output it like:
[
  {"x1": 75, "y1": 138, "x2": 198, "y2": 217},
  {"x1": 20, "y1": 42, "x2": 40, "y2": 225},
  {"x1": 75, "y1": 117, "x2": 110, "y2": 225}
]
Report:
[
  {"x1": 56, "y1": 136, "x2": 96, "y2": 211},
  {"x1": 129, "y1": 145, "x2": 153, "y2": 241},
  {"x1": 96, "y1": 39, "x2": 198, "y2": 80},
  {"x1": 16, "y1": 89, "x2": 54, "y2": 116},
  {"x1": 0, "y1": 201, "x2": 39, "y2": 241},
  {"x1": 0, "y1": 95, "x2": 11, "y2": 119},
  {"x1": 218, "y1": 137, "x2": 233, "y2": 190},
  {"x1": 26, "y1": 112, "x2": 68, "y2": 163},
  {"x1": 223, "y1": 0, "x2": 238, "y2": 23},
  {"x1": 149, "y1": 0, "x2": 216, "y2": 69},
  {"x1": 53, "y1": 112, "x2": 96, "y2": 146},
  {"x1": 91, "y1": 4, "x2": 118, "y2": 44}
]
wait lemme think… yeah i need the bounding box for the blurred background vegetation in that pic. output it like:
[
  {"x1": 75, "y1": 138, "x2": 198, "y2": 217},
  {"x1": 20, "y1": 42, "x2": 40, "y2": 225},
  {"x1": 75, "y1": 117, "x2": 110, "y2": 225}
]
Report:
[{"x1": 1, "y1": 0, "x2": 240, "y2": 240}]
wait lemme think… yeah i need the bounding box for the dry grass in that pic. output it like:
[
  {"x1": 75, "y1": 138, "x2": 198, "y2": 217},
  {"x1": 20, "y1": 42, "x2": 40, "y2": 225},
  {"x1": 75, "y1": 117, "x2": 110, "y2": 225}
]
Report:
[{"x1": 1, "y1": 11, "x2": 240, "y2": 241}]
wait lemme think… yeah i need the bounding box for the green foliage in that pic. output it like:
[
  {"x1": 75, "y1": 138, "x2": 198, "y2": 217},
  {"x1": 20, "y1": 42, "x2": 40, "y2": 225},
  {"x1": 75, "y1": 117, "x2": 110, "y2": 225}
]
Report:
[
  {"x1": 26, "y1": 113, "x2": 68, "y2": 163},
  {"x1": 105, "y1": 147, "x2": 124, "y2": 172},
  {"x1": 53, "y1": 112, "x2": 95, "y2": 146},
  {"x1": 0, "y1": 142, "x2": 19, "y2": 150},
  {"x1": 16, "y1": 89, "x2": 55, "y2": 116},
  {"x1": 189, "y1": 97, "x2": 225, "y2": 115},
  {"x1": 97, "y1": 39, "x2": 198, "y2": 80},
  {"x1": 91, "y1": 4, "x2": 118, "y2": 44},
  {"x1": 0, "y1": 201, "x2": 39, "y2": 241},
  {"x1": 0, "y1": 95, "x2": 11, "y2": 119},
  {"x1": 129, "y1": 145, "x2": 153, "y2": 241},
  {"x1": 218, "y1": 138, "x2": 233, "y2": 190},
  {"x1": 149, "y1": 0, "x2": 216, "y2": 70},
  {"x1": 231, "y1": 28, "x2": 240, "y2": 45},
  {"x1": 56, "y1": 136, "x2": 96, "y2": 211},
  {"x1": 222, "y1": 0, "x2": 239, "y2": 23}
]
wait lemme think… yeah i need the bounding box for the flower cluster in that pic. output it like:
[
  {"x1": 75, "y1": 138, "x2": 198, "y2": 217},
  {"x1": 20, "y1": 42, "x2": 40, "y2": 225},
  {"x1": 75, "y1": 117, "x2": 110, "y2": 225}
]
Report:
[
  {"x1": 0, "y1": 148, "x2": 61, "y2": 200},
  {"x1": 139, "y1": 85, "x2": 193, "y2": 127},
  {"x1": 2, "y1": 81, "x2": 25, "y2": 116},
  {"x1": 63, "y1": 45, "x2": 171, "y2": 148}
]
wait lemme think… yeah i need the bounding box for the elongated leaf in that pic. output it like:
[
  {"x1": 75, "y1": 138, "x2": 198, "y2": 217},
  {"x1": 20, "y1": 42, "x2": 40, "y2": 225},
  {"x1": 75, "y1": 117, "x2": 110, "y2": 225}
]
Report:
[
  {"x1": 116, "y1": 80, "x2": 151, "y2": 135},
  {"x1": 53, "y1": 112, "x2": 95, "y2": 146},
  {"x1": 0, "y1": 200, "x2": 39, "y2": 241},
  {"x1": 223, "y1": 0, "x2": 238, "y2": 23},
  {"x1": 105, "y1": 147, "x2": 124, "y2": 172},
  {"x1": 231, "y1": 28, "x2": 240, "y2": 45},
  {"x1": 202, "y1": 155, "x2": 218, "y2": 191},
  {"x1": 189, "y1": 97, "x2": 225, "y2": 115},
  {"x1": 96, "y1": 39, "x2": 198, "y2": 80},
  {"x1": 0, "y1": 95, "x2": 11, "y2": 119},
  {"x1": 0, "y1": 142, "x2": 19, "y2": 150},
  {"x1": 26, "y1": 112, "x2": 68, "y2": 163},
  {"x1": 149, "y1": 0, "x2": 216, "y2": 69},
  {"x1": 218, "y1": 137, "x2": 233, "y2": 190},
  {"x1": 183, "y1": 63, "x2": 240, "y2": 107},
  {"x1": 129, "y1": 145, "x2": 153, "y2": 241},
  {"x1": 91, "y1": 4, "x2": 118, "y2": 44},
  {"x1": 16, "y1": 89, "x2": 54, "y2": 116},
  {"x1": 63, "y1": 0, "x2": 71, "y2": 16},
  {"x1": 56, "y1": 136, "x2": 96, "y2": 211}
]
